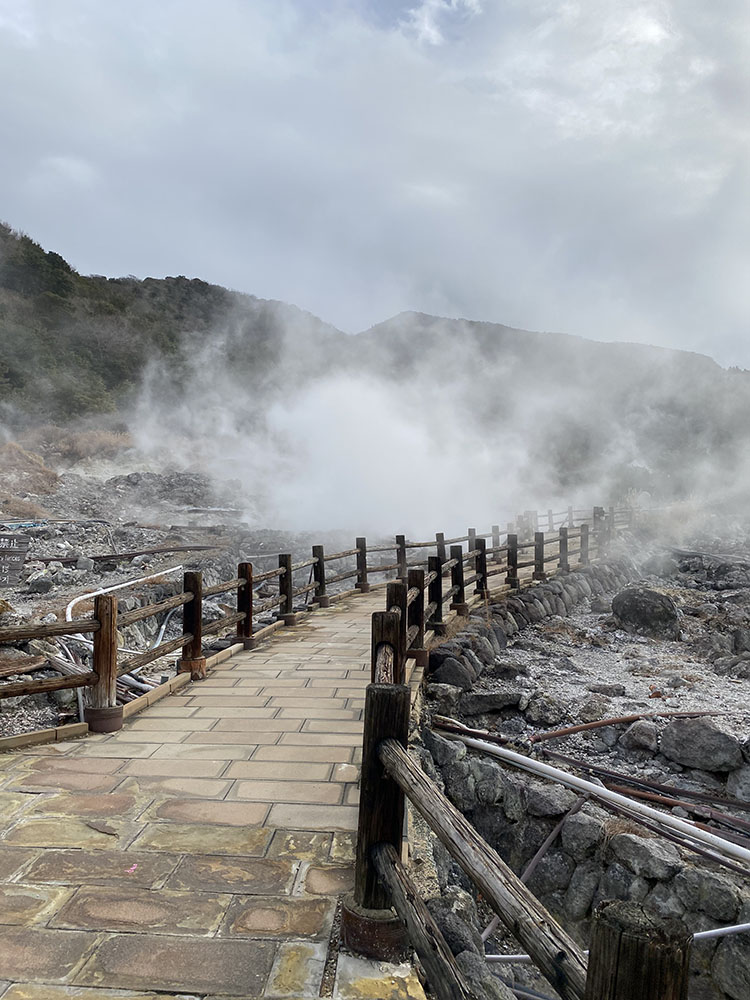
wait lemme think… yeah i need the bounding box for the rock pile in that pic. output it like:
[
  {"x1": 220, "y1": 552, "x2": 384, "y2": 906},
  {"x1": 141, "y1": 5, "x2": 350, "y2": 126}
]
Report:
[{"x1": 417, "y1": 555, "x2": 750, "y2": 1000}]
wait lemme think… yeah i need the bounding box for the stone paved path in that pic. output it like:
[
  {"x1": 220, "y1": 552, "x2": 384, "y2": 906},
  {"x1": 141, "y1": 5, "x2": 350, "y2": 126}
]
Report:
[{"x1": 0, "y1": 590, "x2": 424, "y2": 999}]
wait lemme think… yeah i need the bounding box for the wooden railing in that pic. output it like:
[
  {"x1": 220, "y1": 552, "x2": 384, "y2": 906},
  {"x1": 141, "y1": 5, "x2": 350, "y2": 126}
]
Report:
[
  {"x1": 0, "y1": 502, "x2": 630, "y2": 734},
  {"x1": 346, "y1": 504, "x2": 692, "y2": 1000}
]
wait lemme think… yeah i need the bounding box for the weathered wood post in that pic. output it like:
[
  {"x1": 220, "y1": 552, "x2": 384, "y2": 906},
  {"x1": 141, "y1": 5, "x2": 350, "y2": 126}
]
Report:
[
  {"x1": 435, "y1": 531, "x2": 446, "y2": 562},
  {"x1": 427, "y1": 554, "x2": 446, "y2": 635},
  {"x1": 396, "y1": 535, "x2": 407, "y2": 582},
  {"x1": 584, "y1": 900, "x2": 692, "y2": 1000},
  {"x1": 568, "y1": 505, "x2": 574, "y2": 527},
  {"x1": 371, "y1": 611, "x2": 402, "y2": 683},
  {"x1": 558, "y1": 527, "x2": 570, "y2": 573},
  {"x1": 449, "y1": 544, "x2": 469, "y2": 615},
  {"x1": 237, "y1": 561, "x2": 254, "y2": 649},
  {"x1": 279, "y1": 554, "x2": 296, "y2": 625},
  {"x1": 86, "y1": 593, "x2": 122, "y2": 732},
  {"x1": 312, "y1": 545, "x2": 329, "y2": 608},
  {"x1": 533, "y1": 531, "x2": 547, "y2": 581},
  {"x1": 475, "y1": 537, "x2": 488, "y2": 597},
  {"x1": 407, "y1": 568, "x2": 427, "y2": 666},
  {"x1": 491, "y1": 524, "x2": 500, "y2": 555},
  {"x1": 355, "y1": 537, "x2": 370, "y2": 592},
  {"x1": 179, "y1": 570, "x2": 206, "y2": 679},
  {"x1": 547, "y1": 508, "x2": 554, "y2": 532},
  {"x1": 580, "y1": 523, "x2": 590, "y2": 565},
  {"x1": 341, "y1": 682, "x2": 410, "y2": 960},
  {"x1": 467, "y1": 527, "x2": 476, "y2": 557},
  {"x1": 386, "y1": 581, "x2": 408, "y2": 681},
  {"x1": 607, "y1": 505, "x2": 616, "y2": 547},
  {"x1": 506, "y1": 532, "x2": 519, "y2": 588}
]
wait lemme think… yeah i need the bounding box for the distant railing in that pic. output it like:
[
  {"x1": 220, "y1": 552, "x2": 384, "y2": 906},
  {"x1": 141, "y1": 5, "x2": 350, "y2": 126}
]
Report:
[{"x1": 0, "y1": 502, "x2": 631, "y2": 733}]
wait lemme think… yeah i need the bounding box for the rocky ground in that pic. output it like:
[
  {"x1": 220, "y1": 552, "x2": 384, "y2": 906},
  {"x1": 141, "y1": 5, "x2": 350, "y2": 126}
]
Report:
[
  {"x1": 416, "y1": 526, "x2": 750, "y2": 1000},
  {"x1": 0, "y1": 454, "x2": 358, "y2": 737}
]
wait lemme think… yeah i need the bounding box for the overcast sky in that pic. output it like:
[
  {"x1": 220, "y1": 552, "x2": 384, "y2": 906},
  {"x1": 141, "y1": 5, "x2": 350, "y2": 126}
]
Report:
[{"x1": 1, "y1": 0, "x2": 748, "y2": 366}]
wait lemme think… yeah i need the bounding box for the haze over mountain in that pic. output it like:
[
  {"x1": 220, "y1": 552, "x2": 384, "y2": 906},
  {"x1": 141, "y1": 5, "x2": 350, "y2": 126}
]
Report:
[{"x1": 1, "y1": 222, "x2": 748, "y2": 531}]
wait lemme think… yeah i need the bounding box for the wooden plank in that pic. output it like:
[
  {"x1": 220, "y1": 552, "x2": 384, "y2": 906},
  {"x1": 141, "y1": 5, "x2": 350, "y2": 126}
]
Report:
[
  {"x1": 372, "y1": 843, "x2": 475, "y2": 1000},
  {"x1": 378, "y1": 738, "x2": 588, "y2": 1000}
]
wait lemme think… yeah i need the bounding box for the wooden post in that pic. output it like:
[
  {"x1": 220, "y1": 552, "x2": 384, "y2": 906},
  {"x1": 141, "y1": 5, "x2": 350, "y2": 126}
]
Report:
[
  {"x1": 558, "y1": 527, "x2": 569, "y2": 573},
  {"x1": 427, "y1": 554, "x2": 446, "y2": 635},
  {"x1": 475, "y1": 537, "x2": 488, "y2": 597},
  {"x1": 356, "y1": 537, "x2": 370, "y2": 592},
  {"x1": 450, "y1": 544, "x2": 468, "y2": 615},
  {"x1": 467, "y1": 527, "x2": 476, "y2": 556},
  {"x1": 237, "y1": 561, "x2": 254, "y2": 649},
  {"x1": 506, "y1": 532, "x2": 519, "y2": 588},
  {"x1": 407, "y1": 568, "x2": 427, "y2": 667},
  {"x1": 341, "y1": 683, "x2": 410, "y2": 960},
  {"x1": 584, "y1": 900, "x2": 692, "y2": 1000},
  {"x1": 371, "y1": 611, "x2": 402, "y2": 683},
  {"x1": 548, "y1": 508, "x2": 554, "y2": 532},
  {"x1": 386, "y1": 581, "x2": 408, "y2": 679},
  {"x1": 179, "y1": 571, "x2": 206, "y2": 679},
  {"x1": 279, "y1": 553, "x2": 296, "y2": 625},
  {"x1": 491, "y1": 524, "x2": 500, "y2": 554},
  {"x1": 580, "y1": 523, "x2": 590, "y2": 566},
  {"x1": 312, "y1": 545, "x2": 329, "y2": 608},
  {"x1": 86, "y1": 593, "x2": 122, "y2": 732},
  {"x1": 568, "y1": 505, "x2": 574, "y2": 528},
  {"x1": 372, "y1": 843, "x2": 474, "y2": 1000},
  {"x1": 435, "y1": 531, "x2": 446, "y2": 562},
  {"x1": 533, "y1": 531, "x2": 547, "y2": 581},
  {"x1": 396, "y1": 535, "x2": 407, "y2": 581}
]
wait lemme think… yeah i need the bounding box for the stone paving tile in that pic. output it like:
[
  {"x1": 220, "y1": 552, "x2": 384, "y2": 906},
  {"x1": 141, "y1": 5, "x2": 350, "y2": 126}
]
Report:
[
  {"x1": 222, "y1": 761, "x2": 331, "y2": 781},
  {"x1": 25, "y1": 792, "x2": 140, "y2": 820},
  {"x1": 130, "y1": 823, "x2": 272, "y2": 856},
  {"x1": 251, "y1": 744, "x2": 352, "y2": 763},
  {"x1": 23, "y1": 850, "x2": 180, "y2": 889},
  {"x1": 264, "y1": 940, "x2": 327, "y2": 997},
  {"x1": 0, "y1": 883, "x2": 73, "y2": 924},
  {"x1": 49, "y1": 885, "x2": 231, "y2": 936},
  {"x1": 148, "y1": 743, "x2": 256, "y2": 760},
  {"x1": 334, "y1": 954, "x2": 426, "y2": 1000},
  {"x1": 6, "y1": 773, "x2": 125, "y2": 795},
  {"x1": 1, "y1": 986, "x2": 190, "y2": 1000},
  {"x1": 0, "y1": 928, "x2": 98, "y2": 984},
  {"x1": 0, "y1": 847, "x2": 39, "y2": 882},
  {"x1": 276, "y1": 708, "x2": 359, "y2": 721},
  {"x1": 229, "y1": 780, "x2": 342, "y2": 805},
  {"x1": 73, "y1": 933, "x2": 276, "y2": 996},
  {"x1": 125, "y1": 717, "x2": 217, "y2": 731},
  {"x1": 303, "y1": 866, "x2": 355, "y2": 895},
  {"x1": 2, "y1": 818, "x2": 141, "y2": 852},
  {"x1": 94, "y1": 730, "x2": 189, "y2": 744},
  {"x1": 330, "y1": 832, "x2": 356, "y2": 864},
  {"x1": 21, "y1": 759, "x2": 126, "y2": 775},
  {"x1": 301, "y1": 720, "x2": 363, "y2": 733},
  {"x1": 178, "y1": 696, "x2": 271, "y2": 708},
  {"x1": 116, "y1": 776, "x2": 233, "y2": 799},
  {"x1": 209, "y1": 719, "x2": 301, "y2": 734},
  {"x1": 266, "y1": 803, "x2": 357, "y2": 832},
  {"x1": 279, "y1": 732, "x2": 361, "y2": 747},
  {"x1": 65, "y1": 745, "x2": 156, "y2": 759},
  {"x1": 0, "y1": 792, "x2": 36, "y2": 821},
  {"x1": 127, "y1": 705, "x2": 200, "y2": 717},
  {"x1": 184, "y1": 731, "x2": 281, "y2": 746},
  {"x1": 221, "y1": 895, "x2": 334, "y2": 939},
  {"x1": 116, "y1": 759, "x2": 229, "y2": 779},
  {"x1": 265, "y1": 831, "x2": 331, "y2": 863},
  {"x1": 191, "y1": 707, "x2": 278, "y2": 719},
  {"x1": 149, "y1": 798, "x2": 269, "y2": 827},
  {"x1": 166, "y1": 854, "x2": 295, "y2": 895}
]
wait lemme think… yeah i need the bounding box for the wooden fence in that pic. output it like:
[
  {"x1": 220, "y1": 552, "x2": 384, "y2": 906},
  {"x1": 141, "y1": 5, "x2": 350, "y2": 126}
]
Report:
[
  {"x1": 0, "y1": 503, "x2": 624, "y2": 734},
  {"x1": 346, "y1": 504, "x2": 693, "y2": 1000}
]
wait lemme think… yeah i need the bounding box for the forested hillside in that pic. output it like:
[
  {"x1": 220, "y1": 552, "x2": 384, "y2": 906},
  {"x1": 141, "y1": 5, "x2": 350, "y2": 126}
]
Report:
[{"x1": 2, "y1": 222, "x2": 749, "y2": 509}]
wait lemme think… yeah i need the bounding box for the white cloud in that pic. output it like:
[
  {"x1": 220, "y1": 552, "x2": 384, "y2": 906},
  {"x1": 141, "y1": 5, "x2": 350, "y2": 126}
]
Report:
[{"x1": 0, "y1": 0, "x2": 747, "y2": 365}]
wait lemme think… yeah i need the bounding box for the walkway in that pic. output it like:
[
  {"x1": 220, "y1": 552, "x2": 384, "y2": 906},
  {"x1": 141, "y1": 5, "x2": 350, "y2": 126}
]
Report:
[{"x1": 0, "y1": 589, "x2": 424, "y2": 999}]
